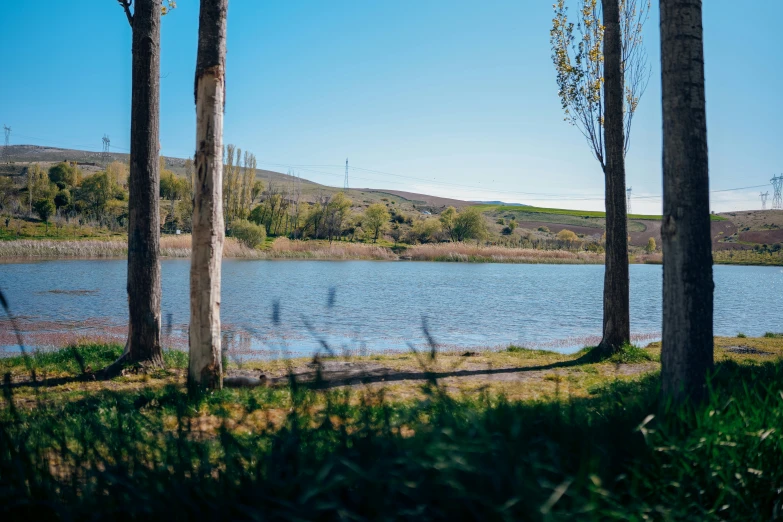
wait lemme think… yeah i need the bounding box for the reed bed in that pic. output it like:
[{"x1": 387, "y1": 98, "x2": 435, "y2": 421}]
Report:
[
  {"x1": 0, "y1": 237, "x2": 396, "y2": 261},
  {"x1": 263, "y1": 237, "x2": 397, "y2": 260},
  {"x1": 0, "y1": 239, "x2": 128, "y2": 259},
  {"x1": 9, "y1": 237, "x2": 778, "y2": 266},
  {"x1": 405, "y1": 243, "x2": 604, "y2": 264}
]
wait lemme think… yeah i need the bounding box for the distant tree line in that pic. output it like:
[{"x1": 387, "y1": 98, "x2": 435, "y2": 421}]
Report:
[{"x1": 0, "y1": 161, "x2": 130, "y2": 232}]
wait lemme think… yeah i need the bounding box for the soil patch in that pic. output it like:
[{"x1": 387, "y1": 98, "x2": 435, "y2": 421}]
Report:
[
  {"x1": 724, "y1": 345, "x2": 773, "y2": 356},
  {"x1": 225, "y1": 358, "x2": 656, "y2": 390},
  {"x1": 739, "y1": 229, "x2": 783, "y2": 244}
]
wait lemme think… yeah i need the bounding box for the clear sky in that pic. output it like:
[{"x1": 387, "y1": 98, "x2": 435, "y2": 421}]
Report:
[{"x1": 1, "y1": 1, "x2": 780, "y2": 213}]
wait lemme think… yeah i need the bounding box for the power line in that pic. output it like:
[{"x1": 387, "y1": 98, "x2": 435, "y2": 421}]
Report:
[
  {"x1": 772, "y1": 175, "x2": 783, "y2": 210},
  {"x1": 626, "y1": 186, "x2": 632, "y2": 213},
  {"x1": 12, "y1": 132, "x2": 130, "y2": 153},
  {"x1": 2, "y1": 125, "x2": 10, "y2": 162},
  {"x1": 344, "y1": 158, "x2": 349, "y2": 191},
  {"x1": 632, "y1": 184, "x2": 771, "y2": 200},
  {"x1": 102, "y1": 134, "x2": 111, "y2": 163},
  {"x1": 4, "y1": 133, "x2": 776, "y2": 209},
  {"x1": 760, "y1": 191, "x2": 769, "y2": 210}
]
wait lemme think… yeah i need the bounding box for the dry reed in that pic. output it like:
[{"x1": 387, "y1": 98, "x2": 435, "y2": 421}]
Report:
[
  {"x1": 0, "y1": 236, "x2": 396, "y2": 261},
  {"x1": 405, "y1": 243, "x2": 604, "y2": 264}
]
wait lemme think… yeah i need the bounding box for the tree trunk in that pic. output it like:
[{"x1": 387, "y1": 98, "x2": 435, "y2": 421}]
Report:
[
  {"x1": 659, "y1": 0, "x2": 713, "y2": 402},
  {"x1": 597, "y1": 0, "x2": 630, "y2": 355},
  {"x1": 126, "y1": 0, "x2": 163, "y2": 366},
  {"x1": 189, "y1": 0, "x2": 228, "y2": 391}
]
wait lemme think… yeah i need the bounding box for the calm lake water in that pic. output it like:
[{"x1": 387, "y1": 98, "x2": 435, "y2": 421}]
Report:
[{"x1": 1, "y1": 260, "x2": 782, "y2": 357}]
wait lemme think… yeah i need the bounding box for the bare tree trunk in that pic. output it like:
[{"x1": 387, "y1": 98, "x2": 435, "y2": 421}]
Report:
[
  {"x1": 189, "y1": 0, "x2": 228, "y2": 391},
  {"x1": 126, "y1": 0, "x2": 163, "y2": 366},
  {"x1": 660, "y1": 0, "x2": 713, "y2": 402},
  {"x1": 596, "y1": 0, "x2": 631, "y2": 356}
]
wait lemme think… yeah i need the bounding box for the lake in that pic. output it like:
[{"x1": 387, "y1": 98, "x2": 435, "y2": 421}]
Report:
[{"x1": 1, "y1": 260, "x2": 782, "y2": 358}]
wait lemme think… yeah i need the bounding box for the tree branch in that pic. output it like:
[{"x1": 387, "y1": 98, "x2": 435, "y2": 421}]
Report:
[{"x1": 118, "y1": 0, "x2": 134, "y2": 27}]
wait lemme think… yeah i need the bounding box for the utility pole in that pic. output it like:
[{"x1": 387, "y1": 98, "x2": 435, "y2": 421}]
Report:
[
  {"x1": 102, "y1": 134, "x2": 111, "y2": 164},
  {"x1": 772, "y1": 175, "x2": 783, "y2": 210},
  {"x1": 760, "y1": 191, "x2": 769, "y2": 210},
  {"x1": 344, "y1": 158, "x2": 349, "y2": 191},
  {"x1": 2, "y1": 125, "x2": 10, "y2": 163},
  {"x1": 626, "y1": 186, "x2": 632, "y2": 214}
]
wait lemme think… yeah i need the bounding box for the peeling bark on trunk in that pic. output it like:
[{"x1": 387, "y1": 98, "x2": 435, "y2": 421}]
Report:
[
  {"x1": 189, "y1": 0, "x2": 228, "y2": 391},
  {"x1": 660, "y1": 0, "x2": 713, "y2": 402},
  {"x1": 597, "y1": 0, "x2": 630, "y2": 355},
  {"x1": 127, "y1": 0, "x2": 163, "y2": 367}
]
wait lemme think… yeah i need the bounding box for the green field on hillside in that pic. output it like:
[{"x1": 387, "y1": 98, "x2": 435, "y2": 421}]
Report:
[{"x1": 477, "y1": 204, "x2": 726, "y2": 222}]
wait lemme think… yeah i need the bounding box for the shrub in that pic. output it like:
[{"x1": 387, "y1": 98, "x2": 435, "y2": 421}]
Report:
[
  {"x1": 33, "y1": 198, "x2": 55, "y2": 223},
  {"x1": 391, "y1": 212, "x2": 407, "y2": 224},
  {"x1": 556, "y1": 229, "x2": 579, "y2": 242},
  {"x1": 737, "y1": 332, "x2": 747, "y2": 338},
  {"x1": 48, "y1": 162, "x2": 79, "y2": 187},
  {"x1": 452, "y1": 207, "x2": 488, "y2": 242},
  {"x1": 363, "y1": 204, "x2": 390, "y2": 243},
  {"x1": 646, "y1": 237, "x2": 656, "y2": 253},
  {"x1": 763, "y1": 332, "x2": 782, "y2": 338},
  {"x1": 538, "y1": 226, "x2": 550, "y2": 233},
  {"x1": 54, "y1": 189, "x2": 71, "y2": 209},
  {"x1": 231, "y1": 219, "x2": 266, "y2": 249}
]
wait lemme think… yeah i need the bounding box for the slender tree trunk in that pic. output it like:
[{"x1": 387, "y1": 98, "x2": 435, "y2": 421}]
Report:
[
  {"x1": 597, "y1": 0, "x2": 630, "y2": 355},
  {"x1": 190, "y1": 0, "x2": 228, "y2": 391},
  {"x1": 659, "y1": 0, "x2": 713, "y2": 402},
  {"x1": 126, "y1": 0, "x2": 163, "y2": 366}
]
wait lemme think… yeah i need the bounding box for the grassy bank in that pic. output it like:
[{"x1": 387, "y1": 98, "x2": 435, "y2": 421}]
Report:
[
  {"x1": 2, "y1": 336, "x2": 783, "y2": 520},
  {"x1": 476, "y1": 203, "x2": 728, "y2": 222},
  {"x1": 405, "y1": 243, "x2": 603, "y2": 264},
  {"x1": 3, "y1": 236, "x2": 783, "y2": 266}
]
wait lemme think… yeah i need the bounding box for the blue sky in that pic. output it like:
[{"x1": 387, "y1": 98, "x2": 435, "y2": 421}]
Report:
[{"x1": 1, "y1": 1, "x2": 780, "y2": 213}]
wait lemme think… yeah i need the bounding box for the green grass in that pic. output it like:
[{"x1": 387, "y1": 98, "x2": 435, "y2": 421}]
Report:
[
  {"x1": 2, "y1": 348, "x2": 783, "y2": 520},
  {"x1": 475, "y1": 204, "x2": 727, "y2": 222},
  {"x1": 763, "y1": 332, "x2": 783, "y2": 338},
  {"x1": 607, "y1": 343, "x2": 655, "y2": 364},
  {"x1": 0, "y1": 343, "x2": 187, "y2": 376}
]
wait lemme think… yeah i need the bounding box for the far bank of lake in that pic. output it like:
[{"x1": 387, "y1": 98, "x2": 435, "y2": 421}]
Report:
[{"x1": 2, "y1": 237, "x2": 782, "y2": 266}]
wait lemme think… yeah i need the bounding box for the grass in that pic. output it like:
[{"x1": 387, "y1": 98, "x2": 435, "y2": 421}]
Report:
[
  {"x1": 0, "y1": 343, "x2": 187, "y2": 377},
  {"x1": 1, "y1": 337, "x2": 783, "y2": 520},
  {"x1": 6, "y1": 234, "x2": 783, "y2": 266},
  {"x1": 476, "y1": 204, "x2": 728, "y2": 222},
  {"x1": 607, "y1": 343, "x2": 655, "y2": 364},
  {"x1": 0, "y1": 217, "x2": 124, "y2": 241},
  {"x1": 713, "y1": 249, "x2": 783, "y2": 266}
]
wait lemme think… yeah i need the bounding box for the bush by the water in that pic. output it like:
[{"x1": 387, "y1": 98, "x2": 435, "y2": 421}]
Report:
[{"x1": 230, "y1": 219, "x2": 266, "y2": 249}]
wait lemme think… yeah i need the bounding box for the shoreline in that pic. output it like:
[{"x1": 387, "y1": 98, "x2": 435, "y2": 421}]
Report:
[
  {"x1": 1, "y1": 236, "x2": 782, "y2": 265},
  {"x1": 0, "y1": 237, "x2": 603, "y2": 264}
]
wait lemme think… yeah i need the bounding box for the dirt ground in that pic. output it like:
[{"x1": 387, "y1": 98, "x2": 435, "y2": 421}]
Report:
[{"x1": 5, "y1": 337, "x2": 783, "y2": 406}]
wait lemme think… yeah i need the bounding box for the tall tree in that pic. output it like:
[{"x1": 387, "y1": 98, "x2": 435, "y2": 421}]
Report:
[
  {"x1": 598, "y1": 0, "x2": 629, "y2": 353},
  {"x1": 190, "y1": 0, "x2": 228, "y2": 391},
  {"x1": 551, "y1": 0, "x2": 650, "y2": 354},
  {"x1": 116, "y1": 0, "x2": 168, "y2": 368},
  {"x1": 659, "y1": 0, "x2": 713, "y2": 402}
]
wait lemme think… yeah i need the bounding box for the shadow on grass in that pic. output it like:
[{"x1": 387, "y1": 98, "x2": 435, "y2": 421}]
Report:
[{"x1": 3, "y1": 357, "x2": 783, "y2": 521}]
